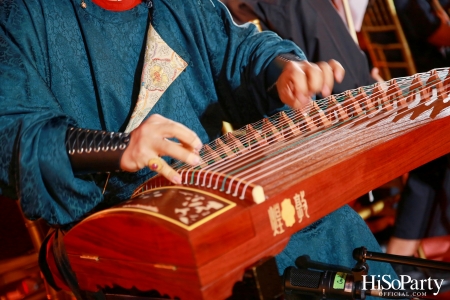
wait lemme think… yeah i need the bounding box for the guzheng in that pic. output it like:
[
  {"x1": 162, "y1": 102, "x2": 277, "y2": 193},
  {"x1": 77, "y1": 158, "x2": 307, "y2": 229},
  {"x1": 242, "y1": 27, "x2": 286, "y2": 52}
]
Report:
[{"x1": 62, "y1": 68, "x2": 450, "y2": 299}]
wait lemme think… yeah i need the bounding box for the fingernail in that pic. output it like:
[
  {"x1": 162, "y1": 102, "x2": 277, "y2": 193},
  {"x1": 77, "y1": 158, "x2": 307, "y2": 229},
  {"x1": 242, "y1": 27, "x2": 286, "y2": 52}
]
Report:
[
  {"x1": 322, "y1": 85, "x2": 331, "y2": 96},
  {"x1": 300, "y1": 94, "x2": 310, "y2": 105},
  {"x1": 172, "y1": 175, "x2": 182, "y2": 185},
  {"x1": 195, "y1": 143, "x2": 203, "y2": 152},
  {"x1": 192, "y1": 156, "x2": 201, "y2": 165}
]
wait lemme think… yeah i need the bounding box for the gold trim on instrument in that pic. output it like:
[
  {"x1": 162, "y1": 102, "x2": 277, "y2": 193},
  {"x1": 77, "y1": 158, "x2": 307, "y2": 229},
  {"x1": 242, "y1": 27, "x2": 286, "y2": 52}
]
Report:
[
  {"x1": 153, "y1": 264, "x2": 177, "y2": 271},
  {"x1": 82, "y1": 186, "x2": 237, "y2": 231},
  {"x1": 80, "y1": 255, "x2": 100, "y2": 262}
]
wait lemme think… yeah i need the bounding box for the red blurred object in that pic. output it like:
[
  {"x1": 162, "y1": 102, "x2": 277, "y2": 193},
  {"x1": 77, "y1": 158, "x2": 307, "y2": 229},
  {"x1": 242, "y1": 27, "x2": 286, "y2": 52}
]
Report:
[
  {"x1": 418, "y1": 235, "x2": 450, "y2": 262},
  {"x1": 415, "y1": 236, "x2": 450, "y2": 299},
  {"x1": 0, "y1": 276, "x2": 43, "y2": 300},
  {"x1": 91, "y1": 0, "x2": 141, "y2": 11}
]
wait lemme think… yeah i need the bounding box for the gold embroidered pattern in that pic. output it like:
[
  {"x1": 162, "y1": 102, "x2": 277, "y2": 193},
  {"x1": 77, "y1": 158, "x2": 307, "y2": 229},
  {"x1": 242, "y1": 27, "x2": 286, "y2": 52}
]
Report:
[{"x1": 125, "y1": 24, "x2": 188, "y2": 132}]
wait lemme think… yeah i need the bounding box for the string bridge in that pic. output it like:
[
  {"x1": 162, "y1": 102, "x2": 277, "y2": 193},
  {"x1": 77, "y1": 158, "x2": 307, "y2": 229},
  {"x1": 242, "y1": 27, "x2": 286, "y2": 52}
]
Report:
[{"x1": 133, "y1": 171, "x2": 265, "y2": 204}]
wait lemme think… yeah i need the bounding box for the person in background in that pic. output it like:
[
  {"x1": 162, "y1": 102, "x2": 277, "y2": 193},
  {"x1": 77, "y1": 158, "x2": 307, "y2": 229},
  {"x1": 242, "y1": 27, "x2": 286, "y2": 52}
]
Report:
[
  {"x1": 222, "y1": 0, "x2": 380, "y2": 96},
  {"x1": 387, "y1": 0, "x2": 450, "y2": 259},
  {"x1": 1, "y1": 0, "x2": 397, "y2": 297},
  {"x1": 333, "y1": 0, "x2": 369, "y2": 35},
  {"x1": 395, "y1": 0, "x2": 450, "y2": 73}
]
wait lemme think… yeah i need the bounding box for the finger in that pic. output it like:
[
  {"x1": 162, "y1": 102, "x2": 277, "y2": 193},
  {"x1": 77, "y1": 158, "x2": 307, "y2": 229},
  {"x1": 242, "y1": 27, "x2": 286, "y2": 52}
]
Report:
[
  {"x1": 276, "y1": 73, "x2": 297, "y2": 108},
  {"x1": 163, "y1": 138, "x2": 201, "y2": 154},
  {"x1": 280, "y1": 81, "x2": 311, "y2": 110},
  {"x1": 289, "y1": 71, "x2": 311, "y2": 109},
  {"x1": 281, "y1": 62, "x2": 309, "y2": 108},
  {"x1": 302, "y1": 62, "x2": 324, "y2": 93},
  {"x1": 163, "y1": 121, "x2": 203, "y2": 151},
  {"x1": 316, "y1": 61, "x2": 334, "y2": 97},
  {"x1": 327, "y1": 59, "x2": 345, "y2": 83},
  {"x1": 293, "y1": 93, "x2": 311, "y2": 109},
  {"x1": 278, "y1": 81, "x2": 307, "y2": 110},
  {"x1": 161, "y1": 139, "x2": 201, "y2": 166},
  {"x1": 277, "y1": 61, "x2": 314, "y2": 109},
  {"x1": 148, "y1": 157, "x2": 182, "y2": 185},
  {"x1": 371, "y1": 67, "x2": 384, "y2": 82}
]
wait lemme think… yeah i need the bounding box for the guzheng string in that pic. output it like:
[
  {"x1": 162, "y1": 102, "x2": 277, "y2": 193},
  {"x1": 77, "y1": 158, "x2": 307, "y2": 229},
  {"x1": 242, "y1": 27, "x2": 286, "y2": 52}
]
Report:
[
  {"x1": 140, "y1": 68, "x2": 450, "y2": 199},
  {"x1": 183, "y1": 69, "x2": 447, "y2": 172},
  {"x1": 178, "y1": 70, "x2": 446, "y2": 188},
  {"x1": 178, "y1": 69, "x2": 449, "y2": 167}
]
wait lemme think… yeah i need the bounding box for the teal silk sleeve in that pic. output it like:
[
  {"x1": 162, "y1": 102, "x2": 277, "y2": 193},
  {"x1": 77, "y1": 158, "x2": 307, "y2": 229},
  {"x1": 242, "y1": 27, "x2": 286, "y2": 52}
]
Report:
[
  {"x1": 0, "y1": 0, "x2": 306, "y2": 226},
  {"x1": 212, "y1": 0, "x2": 307, "y2": 124},
  {"x1": 200, "y1": 0, "x2": 307, "y2": 125},
  {"x1": 155, "y1": 0, "x2": 307, "y2": 127},
  {"x1": 0, "y1": 2, "x2": 104, "y2": 225}
]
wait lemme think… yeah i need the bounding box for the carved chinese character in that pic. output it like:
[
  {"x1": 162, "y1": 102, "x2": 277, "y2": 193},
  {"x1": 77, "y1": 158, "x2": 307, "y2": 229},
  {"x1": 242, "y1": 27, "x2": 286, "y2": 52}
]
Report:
[
  {"x1": 294, "y1": 191, "x2": 310, "y2": 223},
  {"x1": 268, "y1": 203, "x2": 285, "y2": 236}
]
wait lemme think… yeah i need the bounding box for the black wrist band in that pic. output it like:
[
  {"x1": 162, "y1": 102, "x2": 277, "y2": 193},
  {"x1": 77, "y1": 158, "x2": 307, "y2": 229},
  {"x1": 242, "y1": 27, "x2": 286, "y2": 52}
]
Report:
[{"x1": 65, "y1": 127, "x2": 131, "y2": 174}]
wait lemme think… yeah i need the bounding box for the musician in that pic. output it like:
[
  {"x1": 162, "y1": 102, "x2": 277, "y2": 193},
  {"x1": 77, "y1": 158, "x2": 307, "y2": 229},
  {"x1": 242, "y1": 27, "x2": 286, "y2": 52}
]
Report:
[{"x1": 0, "y1": 0, "x2": 397, "y2": 296}]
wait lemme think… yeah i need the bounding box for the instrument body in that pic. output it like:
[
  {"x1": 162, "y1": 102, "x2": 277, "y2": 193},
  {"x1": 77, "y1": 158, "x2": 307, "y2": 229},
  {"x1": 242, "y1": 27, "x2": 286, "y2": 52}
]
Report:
[{"x1": 62, "y1": 69, "x2": 450, "y2": 299}]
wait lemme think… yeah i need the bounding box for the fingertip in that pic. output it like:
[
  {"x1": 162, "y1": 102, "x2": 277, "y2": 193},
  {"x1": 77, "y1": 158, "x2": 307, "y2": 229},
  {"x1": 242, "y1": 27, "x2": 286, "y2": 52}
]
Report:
[
  {"x1": 186, "y1": 152, "x2": 201, "y2": 166},
  {"x1": 195, "y1": 144, "x2": 203, "y2": 152},
  {"x1": 278, "y1": 85, "x2": 296, "y2": 108},
  {"x1": 286, "y1": 96, "x2": 301, "y2": 110},
  {"x1": 297, "y1": 94, "x2": 311, "y2": 109},
  {"x1": 171, "y1": 174, "x2": 182, "y2": 185},
  {"x1": 328, "y1": 59, "x2": 345, "y2": 83},
  {"x1": 193, "y1": 136, "x2": 203, "y2": 151},
  {"x1": 193, "y1": 155, "x2": 202, "y2": 166},
  {"x1": 335, "y1": 70, "x2": 345, "y2": 83},
  {"x1": 321, "y1": 85, "x2": 331, "y2": 97}
]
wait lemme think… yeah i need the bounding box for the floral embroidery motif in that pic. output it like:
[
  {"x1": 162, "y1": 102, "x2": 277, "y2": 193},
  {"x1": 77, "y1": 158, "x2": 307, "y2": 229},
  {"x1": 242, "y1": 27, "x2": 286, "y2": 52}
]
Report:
[
  {"x1": 149, "y1": 65, "x2": 169, "y2": 88},
  {"x1": 125, "y1": 24, "x2": 188, "y2": 132}
]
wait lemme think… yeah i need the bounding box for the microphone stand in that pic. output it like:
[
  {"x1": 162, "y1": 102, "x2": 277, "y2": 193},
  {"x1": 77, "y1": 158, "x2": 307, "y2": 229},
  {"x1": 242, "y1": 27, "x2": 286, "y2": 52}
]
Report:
[
  {"x1": 352, "y1": 247, "x2": 450, "y2": 272},
  {"x1": 283, "y1": 246, "x2": 450, "y2": 300}
]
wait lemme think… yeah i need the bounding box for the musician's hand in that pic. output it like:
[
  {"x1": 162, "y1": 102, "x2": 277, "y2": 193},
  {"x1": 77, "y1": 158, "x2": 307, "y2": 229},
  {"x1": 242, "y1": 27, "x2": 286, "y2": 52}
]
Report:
[
  {"x1": 276, "y1": 59, "x2": 345, "y2": 110},
  {"x1": 371, "y1": 67, "x2": 384, "y2": 83},
  {"x1": 120, "y1": 114, "x2": 203, "y2": 184}
]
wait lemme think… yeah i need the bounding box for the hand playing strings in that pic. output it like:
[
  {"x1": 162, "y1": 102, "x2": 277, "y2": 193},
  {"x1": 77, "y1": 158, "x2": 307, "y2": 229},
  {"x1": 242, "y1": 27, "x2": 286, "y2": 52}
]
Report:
[
  {"x1": 120, "y1": 59, "x2": 344, "y2": 185},
  {"x1": 120, "y1": 114, "x2": 203, "y2": 185},
  {"x1": 276, "y1": 59, "x2": 345, "y2": 109}
]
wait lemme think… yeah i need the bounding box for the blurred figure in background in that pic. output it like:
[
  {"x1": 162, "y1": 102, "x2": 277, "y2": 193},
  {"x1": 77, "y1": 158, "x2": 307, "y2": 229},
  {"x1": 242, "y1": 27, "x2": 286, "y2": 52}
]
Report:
[
  {"x1": 394, "y1": 0, "x2": 450, "y2": 73},
  {"x1": 222, "y1": 0, "x2": 380, "y2": 96},
  {"x1": 333, "y1": 0, "x2": 369, "y2": 35},
  {"x1": 387, "y1": 0, "x2": 450, "y2": 259}
]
